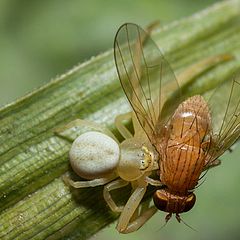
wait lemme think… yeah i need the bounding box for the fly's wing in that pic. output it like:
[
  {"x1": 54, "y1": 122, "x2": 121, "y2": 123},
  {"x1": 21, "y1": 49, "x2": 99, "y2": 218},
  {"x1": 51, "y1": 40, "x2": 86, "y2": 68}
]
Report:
[
  {"x1": 206, "y1": 73, "x2": 240, "y2": 162},
  {"x1": 114, "y1": 23, "x2": 181, "y2": 143}
]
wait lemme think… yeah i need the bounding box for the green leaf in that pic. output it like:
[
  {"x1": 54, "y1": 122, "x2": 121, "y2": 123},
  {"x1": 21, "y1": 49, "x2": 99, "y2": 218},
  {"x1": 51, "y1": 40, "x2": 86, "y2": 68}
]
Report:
[{"x1": 0, "y1": 0, "x2": 240, "y2": 239}]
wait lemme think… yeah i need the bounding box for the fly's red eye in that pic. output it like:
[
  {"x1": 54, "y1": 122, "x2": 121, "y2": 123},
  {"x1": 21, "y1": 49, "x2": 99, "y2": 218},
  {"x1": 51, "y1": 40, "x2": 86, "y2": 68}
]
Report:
[
  {"x1": 183, "y1": 194, "x2": 196, "y2": 212},
  {"x1": 153, "y1": 190, "x2": 168, "y2": 212}
]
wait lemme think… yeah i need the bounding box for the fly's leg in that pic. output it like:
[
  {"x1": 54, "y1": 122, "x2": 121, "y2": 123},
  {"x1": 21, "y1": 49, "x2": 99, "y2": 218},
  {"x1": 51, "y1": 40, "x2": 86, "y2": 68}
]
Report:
[
  {"x1": 103, "y1": 179, "x2": 129, "y2": 212},
  {"x1": 201, "y1": 140, "x2": 221, "y2": 171},
  {"x1": 227, "y1": 138, "x2": 239, "y2": 152},
  {"x1": 203, "y1": 159, "x2": 221, "y2": 171},
  {"x1": 63, "y1": 174, "x2": 117, "y2": 188},
  {"x1": 55, "y1": 119, "x2": 118, "y2": 142}
]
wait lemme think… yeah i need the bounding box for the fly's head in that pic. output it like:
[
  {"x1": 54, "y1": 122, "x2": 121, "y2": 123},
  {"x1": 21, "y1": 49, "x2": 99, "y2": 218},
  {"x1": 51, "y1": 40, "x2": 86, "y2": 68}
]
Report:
[{"x1": 153, "y1": 188, "x2": 196, "y2": 221}]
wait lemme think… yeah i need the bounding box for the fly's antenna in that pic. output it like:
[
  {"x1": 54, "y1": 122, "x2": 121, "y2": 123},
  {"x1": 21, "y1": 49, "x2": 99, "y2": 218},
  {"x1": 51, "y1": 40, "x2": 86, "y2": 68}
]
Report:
[
  {"x1": 156, "y1": 213, "x2": 172, "y2": 232},
  {"x1": 176, "y1": 214, "x2": 197, "y2": 232}
]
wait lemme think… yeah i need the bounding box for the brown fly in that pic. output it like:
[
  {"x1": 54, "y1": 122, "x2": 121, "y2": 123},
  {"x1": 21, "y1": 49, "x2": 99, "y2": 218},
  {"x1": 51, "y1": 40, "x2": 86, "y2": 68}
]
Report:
[{"x1": 114, "y1": 23, "x2": 240, "y2": 224}]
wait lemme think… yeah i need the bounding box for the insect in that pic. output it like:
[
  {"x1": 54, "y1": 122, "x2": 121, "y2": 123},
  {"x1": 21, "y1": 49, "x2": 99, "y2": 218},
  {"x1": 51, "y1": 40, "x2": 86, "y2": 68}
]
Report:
[
  {"x1": 114, "y1": 22, "x2": 240, "y2": 224},
  {"x1": 58, "y1": 23, "x2": 239, "y2": 233}
]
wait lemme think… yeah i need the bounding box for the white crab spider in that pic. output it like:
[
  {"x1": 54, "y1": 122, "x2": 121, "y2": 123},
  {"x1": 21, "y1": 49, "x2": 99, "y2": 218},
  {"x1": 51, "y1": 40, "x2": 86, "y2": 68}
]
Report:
[{"x1": 57, "y1": 112, "x2": 161, "y2": 233}]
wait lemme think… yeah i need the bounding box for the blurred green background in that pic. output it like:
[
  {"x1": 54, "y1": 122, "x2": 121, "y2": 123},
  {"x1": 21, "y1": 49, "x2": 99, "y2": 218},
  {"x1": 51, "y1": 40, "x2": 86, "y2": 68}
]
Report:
[
  {"x1": 1, "y1": 1, "x2": 240, "y2": 240},
  {"x1": 0, "y1": 0, "x2": 218, "y2": 107}
]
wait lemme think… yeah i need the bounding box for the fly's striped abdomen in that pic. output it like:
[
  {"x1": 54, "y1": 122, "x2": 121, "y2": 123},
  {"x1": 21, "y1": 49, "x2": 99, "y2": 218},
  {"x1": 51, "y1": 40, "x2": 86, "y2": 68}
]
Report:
[
  {"x1": 160, "y1": 95, "x2": 211, "y2": 194},
  {"x1": 161, "y1": 141, "x2": 205, "y2": 193}
]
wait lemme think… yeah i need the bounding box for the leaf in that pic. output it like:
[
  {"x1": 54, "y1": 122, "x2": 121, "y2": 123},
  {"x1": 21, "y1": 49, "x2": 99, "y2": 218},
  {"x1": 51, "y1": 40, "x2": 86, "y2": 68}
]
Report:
[{"x1": 0, "y1": 1, "x2": 240, "y2": 239}]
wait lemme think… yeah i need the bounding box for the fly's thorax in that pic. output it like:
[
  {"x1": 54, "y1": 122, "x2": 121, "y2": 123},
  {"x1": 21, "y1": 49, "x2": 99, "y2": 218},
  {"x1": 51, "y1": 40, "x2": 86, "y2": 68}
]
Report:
[
  {"x1": 117, "y1": 138, "x2": 159, "y2": 181},
  {"x1": 170, "y1": 95, "x2": 211, "y2": 140},
  {"x1": 153, "y1": 188, "x2": 196, "y2": 214}
]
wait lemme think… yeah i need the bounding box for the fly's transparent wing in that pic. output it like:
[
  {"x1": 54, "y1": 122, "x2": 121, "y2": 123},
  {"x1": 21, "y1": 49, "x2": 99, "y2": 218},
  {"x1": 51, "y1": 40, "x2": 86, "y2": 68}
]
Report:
[
  {"x1": 114, "y1": 23, "x2": 181, "y2": 142},
  {"x1": 207, "y1": 73, "x2": 240, "y2": 160}
]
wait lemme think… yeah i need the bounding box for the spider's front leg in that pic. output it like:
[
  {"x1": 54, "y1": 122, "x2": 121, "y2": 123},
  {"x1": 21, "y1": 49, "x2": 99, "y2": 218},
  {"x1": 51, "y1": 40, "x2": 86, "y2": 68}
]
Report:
[
  {"x1": 63, "y1": 174, "x2": 117, "y2": 188},
  {"x1": 116, "y1": 175, "x2": 157, "y2": 233},
  {"x1": 55, "y1": 119, "x2": 117, "y2": 142},
  {"x1": 115, "y1": 112, "x2": 133, "y2": 139},
  {"x1": 103, "y1": 178, "x2": 129, "y2": 213}
]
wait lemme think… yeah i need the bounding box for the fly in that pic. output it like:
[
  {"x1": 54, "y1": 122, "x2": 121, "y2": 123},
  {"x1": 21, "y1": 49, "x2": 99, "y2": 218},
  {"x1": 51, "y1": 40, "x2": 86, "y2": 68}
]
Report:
[{"x1": 114, "y1": 23, "x2": 240, "y2": 223}]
